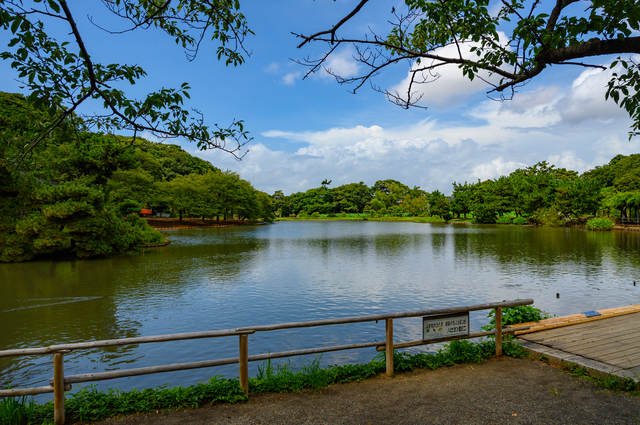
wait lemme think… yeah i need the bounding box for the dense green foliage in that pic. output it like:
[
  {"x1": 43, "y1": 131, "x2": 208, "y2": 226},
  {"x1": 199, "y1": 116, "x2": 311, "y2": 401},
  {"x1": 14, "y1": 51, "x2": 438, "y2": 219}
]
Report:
[
  {"x1": 586, "y1": 217, "x2": 615, "y2": 230},
  {"x1": 0, "y1": 92, "x2": 271, "y2": 262},
  {"x1": 0, "y1": 0, "x2": 252, "y2": 167},
  {"x1": 273, "y1": 156, "x2": 640, "y2": 225},
  {"x1": 0, "y1": 92, "x2": 166, "y2": 262},
  {"x1": 587, "y1": 154, "x2": 640, "y2": 221}
]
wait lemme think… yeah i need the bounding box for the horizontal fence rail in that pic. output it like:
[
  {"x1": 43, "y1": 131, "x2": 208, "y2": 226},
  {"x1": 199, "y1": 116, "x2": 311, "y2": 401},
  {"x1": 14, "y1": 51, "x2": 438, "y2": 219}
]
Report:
[{"x1": 0, "y1": 298, "x2": 533, "y2": 424}]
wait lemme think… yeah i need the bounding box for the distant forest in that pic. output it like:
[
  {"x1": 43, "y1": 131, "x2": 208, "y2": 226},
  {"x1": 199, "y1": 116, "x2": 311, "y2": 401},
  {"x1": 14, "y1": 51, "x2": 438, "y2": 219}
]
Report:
[
  {"x1": 273, "y1": 158, "x2": 640, "y2": 225},
  {"x1": 3, "y1": 90, "x2": 639, "y2": 262}
]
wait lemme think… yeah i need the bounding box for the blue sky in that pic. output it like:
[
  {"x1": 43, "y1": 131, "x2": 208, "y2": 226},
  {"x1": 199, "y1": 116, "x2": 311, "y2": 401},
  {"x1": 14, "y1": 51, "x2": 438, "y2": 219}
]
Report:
[{"x1": 2, "y1": 1, "x2": 640, "y2": 195}]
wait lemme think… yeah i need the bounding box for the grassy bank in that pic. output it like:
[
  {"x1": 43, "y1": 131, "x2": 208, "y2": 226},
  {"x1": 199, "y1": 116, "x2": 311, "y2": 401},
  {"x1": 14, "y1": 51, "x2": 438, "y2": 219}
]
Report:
[
  {"x1": 1, "y1": 339, "x2": 523, "y2": 425},
  {"x1": 276, "y1": 215, "x2": 472, "y2": 223}
]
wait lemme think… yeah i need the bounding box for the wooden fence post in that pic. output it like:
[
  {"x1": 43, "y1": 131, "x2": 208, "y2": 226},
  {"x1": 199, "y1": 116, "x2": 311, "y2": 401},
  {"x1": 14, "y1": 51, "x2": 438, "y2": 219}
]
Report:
[
  {"x1": 495, "y1": 307, "x2": 503, "y2": 357},
  {"x1": 239, "y1": 334, "x2": 249, "y2": 394},
  {"x1": 385, "y1": 318, "x2": 393, "y2": 377},
  {"x1": 53, "y1": 353, "x2": 65, "y2": 425}
]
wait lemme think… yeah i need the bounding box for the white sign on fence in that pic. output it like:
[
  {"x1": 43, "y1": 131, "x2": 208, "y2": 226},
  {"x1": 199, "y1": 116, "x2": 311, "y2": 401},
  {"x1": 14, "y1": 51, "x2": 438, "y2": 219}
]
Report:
[{"x1": 422, "y1": 312, "x2": 469, "y2": 340}]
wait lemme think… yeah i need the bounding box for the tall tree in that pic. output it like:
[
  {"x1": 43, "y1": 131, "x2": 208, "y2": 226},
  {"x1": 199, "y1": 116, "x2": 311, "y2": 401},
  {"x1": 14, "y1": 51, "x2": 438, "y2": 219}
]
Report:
[{"x1": 0, "y1": 0, "x2": 252, "y2": 170}]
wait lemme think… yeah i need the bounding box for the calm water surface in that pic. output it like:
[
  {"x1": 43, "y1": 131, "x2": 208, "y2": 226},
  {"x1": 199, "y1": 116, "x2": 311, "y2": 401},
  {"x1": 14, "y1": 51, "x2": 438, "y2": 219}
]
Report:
[{"x1": 1, "y1": 221, "x2": 640, "y2": 399}]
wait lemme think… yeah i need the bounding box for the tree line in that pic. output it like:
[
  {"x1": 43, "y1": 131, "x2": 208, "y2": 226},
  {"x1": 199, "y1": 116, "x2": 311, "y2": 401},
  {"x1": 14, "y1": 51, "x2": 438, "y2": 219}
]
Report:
[
  {"x1": 272, "y1": 156, "x2": 640, "y2": 225},
  {"x1": 0, "y1": 92, "x2": 272, "y2": 263}
]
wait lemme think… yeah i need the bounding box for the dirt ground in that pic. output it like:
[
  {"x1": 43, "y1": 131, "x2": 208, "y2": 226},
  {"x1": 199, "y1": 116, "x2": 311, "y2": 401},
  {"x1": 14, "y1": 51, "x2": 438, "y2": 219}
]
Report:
[
  {"x1": 92, "y1": 357, "x2": 640, "y2": 425},
  {"x1": 144, "y1": 218, "x2": 248, "y2": 229}
]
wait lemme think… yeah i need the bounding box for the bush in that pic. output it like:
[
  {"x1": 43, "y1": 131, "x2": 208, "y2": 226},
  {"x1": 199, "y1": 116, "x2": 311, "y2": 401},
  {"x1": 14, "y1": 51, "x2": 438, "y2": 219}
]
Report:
[
  {"x1": 327, "y1": 213, "x2": 336, "y2": 218},
  {"x1": 513, "y1": 216, "x2": 529, "y2": 225},
  {"x1": 586, "y1": 217, "x2": 615, "y2": 230},
  {"x1": 530, "y1": 207, "x2": 566, "y2": 227},
  {"x1": 482, "y1": 304, "x2": 551, "y2": 333},
  {"x1": 340, "y1": 211, "x2": 347, "y2": 217},
  {"x1": 472, "y1": 204, "x2": 496, "y2": 223},
  {"x1": 496, "y1": 215, "x2": 514, "y2": 224},
  {"x1": 117, "y1": 199, "x2": 141, "y2": 217},
  {"x1": 311, "y1": 212, "x2": 320, "y2": 218}
]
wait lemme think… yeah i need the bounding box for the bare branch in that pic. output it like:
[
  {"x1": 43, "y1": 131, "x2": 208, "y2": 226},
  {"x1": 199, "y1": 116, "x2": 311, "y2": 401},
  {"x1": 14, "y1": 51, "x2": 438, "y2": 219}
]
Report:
[{"x1": 297, "y1": 0, "x2": 371, "y2": 48}]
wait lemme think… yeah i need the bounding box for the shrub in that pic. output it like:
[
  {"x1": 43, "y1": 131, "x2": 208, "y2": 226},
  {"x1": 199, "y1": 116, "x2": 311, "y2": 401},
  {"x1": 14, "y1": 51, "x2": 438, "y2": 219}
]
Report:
[
  {"x1": 586, "y1": 217, "x2": 614, "y2": 230},
  {"x1": 530, "y1": 207, "x2": 566, "y2": 227},
  {"x1": 117, "y1": 199, "x2": 141, "y2": 217},
  {"x1": 513, "y1": 216, "x2": 529, "y2": 225},
  {"x1": 496, "y1": 215, "x2": 514, "y2": 224},
  {"x1": 340, "y1": 211, "x2": 347, "y2": 217},
  {"x1": 311, "y1": 212, "x2": 320, "y2": 218},
  {"x1": 472, "y1": 204, "x2": 496, "y2": 223},
  {"x1": 482, "y1": 304, "x2": 551, "y2": 333},
  {"x1": 327, "y1": 213, "x2": 336, "y2": 218}
]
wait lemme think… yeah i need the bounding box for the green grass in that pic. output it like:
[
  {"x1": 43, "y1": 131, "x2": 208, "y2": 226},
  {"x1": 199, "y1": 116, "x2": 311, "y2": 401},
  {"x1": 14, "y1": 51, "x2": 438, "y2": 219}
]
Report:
[
  {"x1": 0, "y1": 393, "x2": 37, "y2": 425},
  {"x1": 565, "y1": 363, "x2": 638, "y2": 393},
  {"x1": 276, "y1": 215, "x2": 471, "y2": 223}
]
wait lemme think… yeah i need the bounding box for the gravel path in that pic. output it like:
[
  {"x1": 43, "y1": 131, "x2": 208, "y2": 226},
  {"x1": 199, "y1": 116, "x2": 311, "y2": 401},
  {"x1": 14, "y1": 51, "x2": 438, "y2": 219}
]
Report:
[{"x1": 91, "y1": 357, "x2": 640, "y2": 425}]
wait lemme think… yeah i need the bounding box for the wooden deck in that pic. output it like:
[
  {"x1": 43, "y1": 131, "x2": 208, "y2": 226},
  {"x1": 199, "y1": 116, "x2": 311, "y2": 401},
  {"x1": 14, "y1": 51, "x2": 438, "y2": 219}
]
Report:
[{"x1": 515, "y1": 304, "x2": 640, "y2": 382}]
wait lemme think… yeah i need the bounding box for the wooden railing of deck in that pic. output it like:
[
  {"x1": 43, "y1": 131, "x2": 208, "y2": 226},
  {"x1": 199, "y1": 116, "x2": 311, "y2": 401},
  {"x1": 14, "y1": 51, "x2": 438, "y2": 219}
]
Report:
[{"x1": 0, "y1": 299, "x2": 533, "y2": 424}]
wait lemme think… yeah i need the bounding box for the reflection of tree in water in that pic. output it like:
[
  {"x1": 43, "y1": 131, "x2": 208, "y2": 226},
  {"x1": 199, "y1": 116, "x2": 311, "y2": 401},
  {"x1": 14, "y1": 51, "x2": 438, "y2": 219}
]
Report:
[
  {"x1": 453, "y1": 227, "x2": 640, "y2": 279},
  {"x1": 0, "y1": 260, "x2": 142, "y2": 388},
  {"x1": 155, "y1": 229, "x2": 268, "y2": 283}
]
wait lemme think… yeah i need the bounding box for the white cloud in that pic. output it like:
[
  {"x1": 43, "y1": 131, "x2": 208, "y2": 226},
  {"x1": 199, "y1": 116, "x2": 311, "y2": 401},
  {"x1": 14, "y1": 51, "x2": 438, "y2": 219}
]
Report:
[
  {"x1": 471, "y1": 157, "x2": 527, "y2": 181},
  {"x1": 195, "y1": 59, "x2": 640, "y2": 196},
  {"x1": 265, "y1": 62, "x2": 280, "y2": 74},
  {"x1": 282, "y1": 72, "x2": 301, "y2": 85},
  {"x1": 546, "y1": 151, "x2": 590, "y2": 173},
  {"x1": 263, "y1": 125, "x2": 386, "y2": 147},
  {"x1": 388, "y1": 32, "x2": 510, "y2": 108},
  {"x1": 557, "y1": 66, "x2": 630, "y2": 124},
  {"x1": 320, "y1": 48, "x2": 360, "y2": 80}
]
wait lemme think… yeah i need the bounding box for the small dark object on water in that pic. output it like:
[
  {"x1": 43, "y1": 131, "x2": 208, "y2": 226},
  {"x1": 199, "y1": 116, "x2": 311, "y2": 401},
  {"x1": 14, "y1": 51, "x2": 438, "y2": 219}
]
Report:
[
  {"x1": 556, "y1": 293, "x2": 559, "y2": 299},
  {"x1": 634, "y1": 281, "x2": 636, "y2": 286}
]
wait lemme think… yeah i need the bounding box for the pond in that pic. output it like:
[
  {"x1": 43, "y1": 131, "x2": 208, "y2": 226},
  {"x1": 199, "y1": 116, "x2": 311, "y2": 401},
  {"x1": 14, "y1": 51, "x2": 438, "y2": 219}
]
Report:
[{"x1": 1, "y1": 221, "x2": 639, "y2": 399}]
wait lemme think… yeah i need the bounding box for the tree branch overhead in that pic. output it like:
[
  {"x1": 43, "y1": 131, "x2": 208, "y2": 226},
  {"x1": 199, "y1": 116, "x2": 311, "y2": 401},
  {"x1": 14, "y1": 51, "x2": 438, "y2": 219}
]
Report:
[{"x1": 295, "y1": 0, "x2": 640, "y2": 137}]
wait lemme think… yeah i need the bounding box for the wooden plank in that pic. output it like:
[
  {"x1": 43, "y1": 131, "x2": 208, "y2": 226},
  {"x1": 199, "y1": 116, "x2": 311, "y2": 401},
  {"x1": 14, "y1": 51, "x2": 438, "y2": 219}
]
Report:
[
  {"x1": 552, "y1": 330, "x2": 640, "y2": 353},
  {"x1": 239, "y1": 334, "x2": 248, "y2": 394},
  {"x1": 0, "y1": 386, "x2": 54, "y2": 397},
  {"x1": 517, "y1": 309, "x2": 640, "y2": 372},
  {"x1": 515, "y1": 307, "x2": 640, "y2": 336},
  {"x1": 495, "y1": 308, "x2": 502, "y2": 357},
  {"x1": 56, "y1": 341, "x2": 384, "y2": 385},
  {"x1": 374, "y1": 326, "x2": 530, "y2": 351},
  {"x1": 386, "y1": 319, "x2": 393, "y2": 377},
  {"x1": 521, "y1": 318, "x2": 623, "y2": 340},
  {"x1": 53, "y1": 353, "x2": 65, "y2": 425},
  {"x1": 597, "y1": 348, "x2": 640, "y2": 365},
  {"x1": 0, "y1": 329, "x2": 255, "y2": 358},
  {"x1": 522, "y1": 317, "x2": 640, "y2": 349},
  {"x1": 521, "y1": 324, "x2": 623, "y2": 345},
  {"x1": 235, "y1": 299, "x2": 533, "y2": 333}
]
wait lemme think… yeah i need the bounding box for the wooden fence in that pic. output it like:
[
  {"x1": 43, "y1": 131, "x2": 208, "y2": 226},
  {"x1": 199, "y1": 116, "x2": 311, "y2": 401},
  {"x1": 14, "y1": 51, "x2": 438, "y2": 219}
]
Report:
[{"x1": 0, "y1": 299, "x2": 532, "y2": 424}]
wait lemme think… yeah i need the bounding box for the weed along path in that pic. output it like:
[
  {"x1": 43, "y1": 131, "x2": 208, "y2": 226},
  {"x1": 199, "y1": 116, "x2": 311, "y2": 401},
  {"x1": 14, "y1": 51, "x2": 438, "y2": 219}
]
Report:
[{"x1": 92, "y1": 358, "x2": 640, "y2": 425}]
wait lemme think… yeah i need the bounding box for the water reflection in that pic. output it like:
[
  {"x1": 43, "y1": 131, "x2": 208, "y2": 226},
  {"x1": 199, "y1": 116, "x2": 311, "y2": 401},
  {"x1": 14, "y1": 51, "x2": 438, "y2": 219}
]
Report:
[{"x1": 1, "y1": 221, "x2": 640, "y2": 398}]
